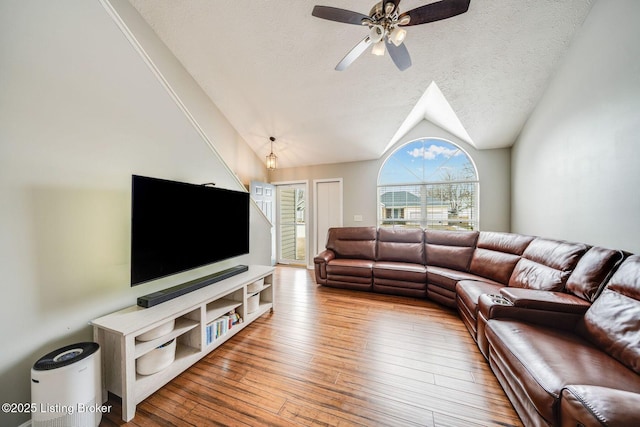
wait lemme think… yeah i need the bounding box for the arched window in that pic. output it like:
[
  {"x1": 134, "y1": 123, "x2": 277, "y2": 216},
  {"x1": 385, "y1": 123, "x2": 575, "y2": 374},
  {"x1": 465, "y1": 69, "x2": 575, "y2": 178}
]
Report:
[{"x1": 378, "y1": 138, "x2": 479, "y2": 230}]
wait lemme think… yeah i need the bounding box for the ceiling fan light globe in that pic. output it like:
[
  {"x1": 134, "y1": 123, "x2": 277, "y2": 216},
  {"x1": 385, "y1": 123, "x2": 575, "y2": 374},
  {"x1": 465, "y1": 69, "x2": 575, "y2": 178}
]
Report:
[
  {"x1": 384, "y1": 2, "x2": 395, "y2": 15},
  {"x1": 389, "y1": 27, "x2": 407, "y2": 46},
  {"x1": 398, "y1": 15, "x2": 411, "y2": 26},
  {"x1": 370, "y1": 25, "x2": 385, "y2": 43},
  {"x1": 371, "y1": 40, "x2": 386, "y2": 56}
]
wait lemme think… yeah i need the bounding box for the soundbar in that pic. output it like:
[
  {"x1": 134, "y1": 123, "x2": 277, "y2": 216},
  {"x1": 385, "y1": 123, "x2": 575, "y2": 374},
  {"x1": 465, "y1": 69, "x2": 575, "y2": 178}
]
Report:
[{"x1": 137, "y1": 264, "x2": 249, "y2": 308}]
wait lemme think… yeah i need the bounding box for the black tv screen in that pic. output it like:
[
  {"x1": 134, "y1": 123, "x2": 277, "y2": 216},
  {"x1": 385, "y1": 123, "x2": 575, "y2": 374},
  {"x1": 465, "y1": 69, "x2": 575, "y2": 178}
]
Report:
[{"x1": 131, "y1": 175, "x2": 250, "y2": 285}]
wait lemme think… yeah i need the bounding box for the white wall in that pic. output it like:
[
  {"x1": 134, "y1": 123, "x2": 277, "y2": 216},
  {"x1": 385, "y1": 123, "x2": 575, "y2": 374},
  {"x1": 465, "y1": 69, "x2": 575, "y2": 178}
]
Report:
[
  {"x1": 270, "y1": 120, "x2": 511, "y2": 261},
  {"x1": 0, "y1": 1, "x2": 270, "y2": 425},
  {"x1": 105, "y1": 0, "x2": 268, "y2": 186},
  {"x1": 511, "y1": 0, "x2": 640, "y2": 253}
]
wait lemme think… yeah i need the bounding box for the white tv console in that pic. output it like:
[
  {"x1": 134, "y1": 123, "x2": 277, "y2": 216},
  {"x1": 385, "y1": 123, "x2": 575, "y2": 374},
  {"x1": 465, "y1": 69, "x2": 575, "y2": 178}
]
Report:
[{"x1": 91, "y1": 265, "x2": 275, "y2": 421}]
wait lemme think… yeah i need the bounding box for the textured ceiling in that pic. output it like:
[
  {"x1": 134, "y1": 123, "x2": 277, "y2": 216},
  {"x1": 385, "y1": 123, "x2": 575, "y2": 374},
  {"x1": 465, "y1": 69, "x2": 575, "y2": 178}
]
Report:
[{"x1": 128, "y1": 0, "x2": 593, "y2": 168}]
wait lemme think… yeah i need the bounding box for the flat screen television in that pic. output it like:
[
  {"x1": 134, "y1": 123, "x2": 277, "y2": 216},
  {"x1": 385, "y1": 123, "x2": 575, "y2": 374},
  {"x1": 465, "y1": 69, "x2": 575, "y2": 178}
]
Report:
[{"x1": 130, "y1": 174, "x2": 250, "y2": 286}]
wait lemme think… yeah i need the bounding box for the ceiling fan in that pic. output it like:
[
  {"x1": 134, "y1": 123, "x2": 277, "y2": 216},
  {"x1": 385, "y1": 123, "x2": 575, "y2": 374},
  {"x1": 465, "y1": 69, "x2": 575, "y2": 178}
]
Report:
[{"x1": 312, "y1": 0, "x2": 471, "y2": 71}]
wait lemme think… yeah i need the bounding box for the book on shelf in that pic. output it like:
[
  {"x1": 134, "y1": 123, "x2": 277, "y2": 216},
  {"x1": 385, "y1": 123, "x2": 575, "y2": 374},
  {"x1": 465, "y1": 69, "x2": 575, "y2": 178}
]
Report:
[{"x1": 205, "y1": 309, "x2": 244, "y2": 345}]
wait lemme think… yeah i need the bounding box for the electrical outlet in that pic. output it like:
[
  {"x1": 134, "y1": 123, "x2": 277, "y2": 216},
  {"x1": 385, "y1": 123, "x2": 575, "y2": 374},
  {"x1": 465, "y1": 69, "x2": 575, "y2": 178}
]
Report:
[{"x1": 353, "y1": 215, "x2": 363, "y2": 222}]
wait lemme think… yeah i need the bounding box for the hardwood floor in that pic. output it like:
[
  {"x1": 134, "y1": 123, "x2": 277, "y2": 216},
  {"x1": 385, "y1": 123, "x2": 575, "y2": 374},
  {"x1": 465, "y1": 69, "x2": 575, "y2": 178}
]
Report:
[{"x1": 101, "y1": 266, "x2": 522, "y2": 427}]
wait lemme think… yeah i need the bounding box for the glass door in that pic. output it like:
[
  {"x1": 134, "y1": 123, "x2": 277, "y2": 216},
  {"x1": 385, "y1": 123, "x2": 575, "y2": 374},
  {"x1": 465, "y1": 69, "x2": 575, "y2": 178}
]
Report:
[{"x1": 276, "y1": 183, "x2": 306, "y2": 265}]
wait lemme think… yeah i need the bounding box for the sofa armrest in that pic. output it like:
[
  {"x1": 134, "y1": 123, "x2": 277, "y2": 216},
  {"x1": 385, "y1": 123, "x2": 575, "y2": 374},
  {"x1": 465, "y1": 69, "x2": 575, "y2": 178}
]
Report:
[
  {"x1": 561, "y1": 385, "x2": 640, "y2": 427},
  {"x1": 478, "y1": 290, "x2": 585, "y2": 331},
  {"x1": 313, "y1": 250, "x2": 335, "y2": 284},
  {"x1": 314, "y1": 249, "x2": 336, "y2": 264},
  {"x1": 499, "y1": 288, "x2": 591, "y2": 315},
  {"x1": 478, "y1": 293, "x2": 515, "y2": 319}
]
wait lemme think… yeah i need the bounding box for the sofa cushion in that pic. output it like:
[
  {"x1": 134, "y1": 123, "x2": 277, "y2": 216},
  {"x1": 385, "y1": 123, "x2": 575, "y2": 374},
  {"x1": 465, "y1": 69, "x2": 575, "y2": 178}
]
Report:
[
  {"x1": 377, "y1": 227, "x2": 424, "y2": 265},
  {"x1": 374, "y1": 259, "x2": 427, "y2": 298},
  {"x1": 373, "y1": 273, "x2": 428, "y2": 298},
  {"x1": 424, "y1": 230, "x2": 478, "y2": 271},
  {"x1": 427, "y1": 267, "x2": 502, "y2": 308},
  {"x1": 577, "y1": 254, "x2": 640, "y2": 375},
  {"x1": 326, "y1": 226, "x2": 377, "y2": 260},
  {"x1": 486, "y1": 319, "x2": 640, "y2": 425},
  {"x1": 565, "y1": 246, "x2": 625, "y2": 302},
  {"x1": 325, "y1": 258, "x2": 374, "y2": 291},
  {"x1": 561, "y1": 385, "x2": 640, "y2": 427},
  {"x1": 326, "y1": 259, "x2": 374, "y2": 278},
  {"x1": 469, "y1": 232, "x2": 534, "y2": 285},
  {"x1": 508, "y1": 238, "x2": 588, "y2": 292},
  {"x1": 374, "y1": 261, "x2": 427, "y2": 282},
  {"x1": 374, "y1": 278, "x2": 427, "y2": 296},
  {"x1": 427, "y1": 266, "x2": 501, "y2": 293}
]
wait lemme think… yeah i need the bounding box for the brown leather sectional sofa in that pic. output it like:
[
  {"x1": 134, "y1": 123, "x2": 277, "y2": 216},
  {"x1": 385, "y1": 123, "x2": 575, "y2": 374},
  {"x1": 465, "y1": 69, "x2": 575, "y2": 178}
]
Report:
[{"x1": 314, "y1": 226, "x2": 640, "y2": 426}]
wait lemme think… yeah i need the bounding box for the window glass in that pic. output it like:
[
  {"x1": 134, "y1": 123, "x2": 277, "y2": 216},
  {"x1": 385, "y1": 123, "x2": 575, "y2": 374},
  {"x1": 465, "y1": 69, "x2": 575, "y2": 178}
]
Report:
[{"x1": 378, "y1": 139, "x2": 478, "y2": 230}]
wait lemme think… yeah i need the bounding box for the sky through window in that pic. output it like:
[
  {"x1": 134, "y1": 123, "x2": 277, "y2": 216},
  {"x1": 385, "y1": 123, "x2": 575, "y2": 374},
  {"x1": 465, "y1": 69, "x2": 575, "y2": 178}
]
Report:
[{"x1": 379, "y1": 139, "x2": 476, "y2": 185}]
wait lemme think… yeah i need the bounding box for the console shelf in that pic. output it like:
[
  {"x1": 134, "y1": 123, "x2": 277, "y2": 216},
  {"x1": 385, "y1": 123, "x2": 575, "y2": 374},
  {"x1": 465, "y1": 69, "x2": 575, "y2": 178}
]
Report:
[
  {"x1": 205, "y1": 297, "x2": 242, "y2": 323},
  {"x1": 133, "y1": 317, "x2": 199, "y2": 359},
  {"x1": 91, "y1": 265, "x2": 274, "y2": 422}
]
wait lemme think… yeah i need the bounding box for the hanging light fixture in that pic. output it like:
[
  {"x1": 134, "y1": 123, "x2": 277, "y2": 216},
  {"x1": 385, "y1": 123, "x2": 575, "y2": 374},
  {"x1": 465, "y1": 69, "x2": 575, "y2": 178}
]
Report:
[{"x1": 266, "y1": 136, "x2": 277, "y2": 170}]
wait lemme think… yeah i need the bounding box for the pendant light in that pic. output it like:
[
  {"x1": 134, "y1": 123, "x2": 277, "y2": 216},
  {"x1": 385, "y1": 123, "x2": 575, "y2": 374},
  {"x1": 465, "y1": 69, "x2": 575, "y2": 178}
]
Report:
[{"x1": 266, "y1": 136, "x2": 277, "y2": 170}]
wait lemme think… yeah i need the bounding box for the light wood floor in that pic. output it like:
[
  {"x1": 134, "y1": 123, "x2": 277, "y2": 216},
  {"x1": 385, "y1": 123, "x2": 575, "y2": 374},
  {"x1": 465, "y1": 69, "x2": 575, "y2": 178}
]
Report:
[{"x1": 102, "y1": 265, "x2": 522, "y2": 426}]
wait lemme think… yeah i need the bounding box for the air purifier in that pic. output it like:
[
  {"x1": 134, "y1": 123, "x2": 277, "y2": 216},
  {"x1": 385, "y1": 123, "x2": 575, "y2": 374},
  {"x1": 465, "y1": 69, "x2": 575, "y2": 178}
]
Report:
[{"x1": 31, "y1": 342, "x2": 102, "y2": 427}]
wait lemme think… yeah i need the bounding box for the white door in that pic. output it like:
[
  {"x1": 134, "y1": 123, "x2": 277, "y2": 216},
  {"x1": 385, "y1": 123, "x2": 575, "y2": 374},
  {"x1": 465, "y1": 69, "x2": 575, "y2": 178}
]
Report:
[
  {"x1": 249, "y1": 181, "x2": 276, "y2": 265},
  {"x1": 314, "y1": 179, "x2": 343, "y2": 255},
  {"x1": 250, "y1": 181, "x2": 275, "y2": 223}
]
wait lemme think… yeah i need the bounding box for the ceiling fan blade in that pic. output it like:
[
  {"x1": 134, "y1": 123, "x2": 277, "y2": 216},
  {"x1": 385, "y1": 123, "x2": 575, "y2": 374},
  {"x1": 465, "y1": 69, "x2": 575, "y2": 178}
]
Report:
[
  {"x1": 335, "y1": 35, "x2": 372, "y2": 71},
  {"x1": 399, "y1": 0, "x2": 470, "y2": 26},
  {"x1": 387, "y1": 40, "x2": 412, "y2": 71},
  {"x1": 312, "y1": 6, "x2": 370, "y2": 25}
]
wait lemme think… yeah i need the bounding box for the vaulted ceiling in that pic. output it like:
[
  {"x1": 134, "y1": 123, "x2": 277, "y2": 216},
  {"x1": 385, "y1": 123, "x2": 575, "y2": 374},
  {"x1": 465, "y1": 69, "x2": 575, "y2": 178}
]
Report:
[{"x1": 128, "y1": 0, "x2": 594, "y2": 168}]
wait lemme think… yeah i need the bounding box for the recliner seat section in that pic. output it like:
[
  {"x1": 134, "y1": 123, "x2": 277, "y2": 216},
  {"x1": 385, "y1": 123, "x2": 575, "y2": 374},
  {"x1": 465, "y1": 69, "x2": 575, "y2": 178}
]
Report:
[
  {"x1": 457, "y1": 236, "x2": 588, "y2": 342},
  {"x1": 485, "y1": 254, "x2": 640, "y2": 426},
  {"x1": 314, "y1": 226, "x2": 377, "y2": 291},
  {"x1": 474, "y1": 245, "x2": 625, "y2": 358},
  {"x1": 313, "y1": 227, "x2": 639, "y2": 426},
  {"x1": 487, "y1": 319, "x2": 640, "y2": 426},
  {"x1": 424, "y1": 230, "x2": 479, "y2": 307},
  {"x1": 456, "y1": 232, "x2": 535, "y2": 337},
  {"x1": 373, "y1": 227, "x2": 427, "y2": 298}
]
